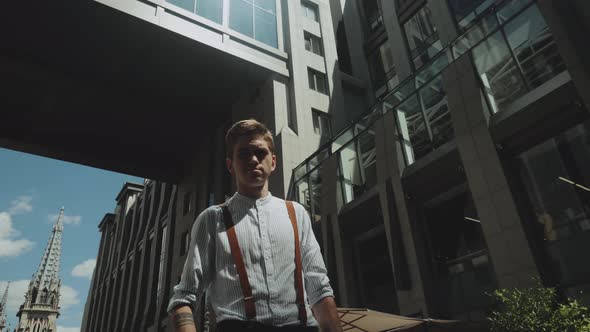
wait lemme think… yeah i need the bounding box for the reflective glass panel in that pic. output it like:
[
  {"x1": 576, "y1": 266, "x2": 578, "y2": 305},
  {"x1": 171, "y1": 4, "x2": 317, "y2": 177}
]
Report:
[
  {"x1": 472, "y1": 31, "x2": 527, "y2": 113},
  {"x1": 332, "y1": 128, "x2": 354, "y2": 152},
  {"x1": 496, "y1": 0, "x2": 532, "y2": 23},
  {"x1": 404, "y1": 5, "x2": 437, "y2": 57},
  {"x1": 168, "y1": 0, "x2": 195, "y2": 13},
  {"x1": 516, "y1": 120, "x2": 590, "y2": 306},
  {"x1": 415, "y1": 51, "x2": 450, "y2": 89},
  {"x1": 196, "y1": 0, "x2": 223, "y2": 23},
  {"x1": 503, "y1": 4, "x2": 566, "y2": 89},
  {"x1": 309, "y1": 147, "x2": 330, "y2": 170},
  {"x1": 420, "y1": 75, "x2": 454, "y2": 149},
  {"x1": 396, "y1": 94, "x2": 431, "y2": 164},
  {"x1": 230, "y1": 0, "x2": 254, "y2": 37},
  {"x1": 449, "y1": 0, "x2": 495, "y2": 30},
  {"x1": 254, "y1": 5, "x2": 278, "y2": 47},
  {"x1": 339, "y1": 141, "x2": 363, "y2": 203},
  {"x1": 255, "y1": 0, "x2": 275, "y2": 13},
  {"x1": 295, "y1": 177, "x2": 311, "y2": 213},
  {"x1": 383, "y1": 77, "x2": 416, "y2": 111},
  {"x1": 293, "y1": 164, "x2": 307, "y2": 182},
  {"x1": 309, "y1": 168, "x2": 322, "y2": 222},
  {"x1": 452, "y1": 13, "x2": 498, "y2": 58},
  {"x1": 358, "y1": 128, "x2": 377, "y2": 189}
]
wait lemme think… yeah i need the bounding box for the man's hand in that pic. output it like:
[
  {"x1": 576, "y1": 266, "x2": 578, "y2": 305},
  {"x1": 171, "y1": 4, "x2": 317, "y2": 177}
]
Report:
[
  {"x1": 311, "y1": 297, "x2": 342, "y2": 332},
  {"x1": 170, "y1": 305, "x2": 197, "y2": 332}
]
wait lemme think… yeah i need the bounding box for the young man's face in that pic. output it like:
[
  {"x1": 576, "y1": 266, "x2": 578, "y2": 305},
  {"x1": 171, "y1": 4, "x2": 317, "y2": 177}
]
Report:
[{"x1": 227, "y1": 135, "x2": 276, "y2": 192}]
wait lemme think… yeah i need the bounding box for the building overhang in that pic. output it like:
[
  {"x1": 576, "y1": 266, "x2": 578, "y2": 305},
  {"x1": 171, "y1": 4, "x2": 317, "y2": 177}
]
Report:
[{"x1": 1, "y1": 0, "x2": 286, "y2": 182}]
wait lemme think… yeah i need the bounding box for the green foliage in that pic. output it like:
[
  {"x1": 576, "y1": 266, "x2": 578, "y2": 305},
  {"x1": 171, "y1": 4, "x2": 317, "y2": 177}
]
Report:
[{"x1": 488, "y1": 283, "x2": 590, "y2": 332}]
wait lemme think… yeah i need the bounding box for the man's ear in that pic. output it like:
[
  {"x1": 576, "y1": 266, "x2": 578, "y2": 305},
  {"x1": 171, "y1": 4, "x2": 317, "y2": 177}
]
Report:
[
  {"x1": 270, "y1": 154, "x2": 276, "y2": 172},
  {"x1": 226, "y1": 158, "x2": 234, "y2": 176}
]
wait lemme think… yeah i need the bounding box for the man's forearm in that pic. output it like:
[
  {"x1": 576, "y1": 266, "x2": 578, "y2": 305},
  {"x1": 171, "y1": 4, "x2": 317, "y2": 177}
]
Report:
[
  {"x1": 312, "y1": 297, "x2": 342, "y2": 332},
  {"x1": 170, "y1": 305, "x2": 197, "y2": 332}
]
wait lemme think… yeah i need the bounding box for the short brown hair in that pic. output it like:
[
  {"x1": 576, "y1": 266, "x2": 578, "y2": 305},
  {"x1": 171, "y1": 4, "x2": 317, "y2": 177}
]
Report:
[{"x1": 225, "y1": 119, "x2": 275, "y2": 158}]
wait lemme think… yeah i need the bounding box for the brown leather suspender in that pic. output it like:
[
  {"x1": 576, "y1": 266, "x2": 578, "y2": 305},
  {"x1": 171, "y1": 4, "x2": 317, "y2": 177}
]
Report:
[
  {"x1": 221, "y1": 201, "x2": 307, "y2": 325},
  {"x1": 286, "y1": 200, "x2": 308, "y2": 326},
  {"x1": 221, "y1": 205, "x2": 256, "y2": 320}
]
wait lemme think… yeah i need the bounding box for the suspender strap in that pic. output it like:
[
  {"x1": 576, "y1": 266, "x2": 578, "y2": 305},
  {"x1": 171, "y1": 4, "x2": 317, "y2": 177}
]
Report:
[
  {"x1": 221, "y1": 205, "x2": 256, "y2": 320},
  {"x1": 286, "y1": 201, "x2": 307, "y2": 326}
]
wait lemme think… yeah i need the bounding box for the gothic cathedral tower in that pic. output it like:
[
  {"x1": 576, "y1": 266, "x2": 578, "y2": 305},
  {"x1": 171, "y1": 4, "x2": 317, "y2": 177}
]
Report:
[{"x1": 16, "y1": 208, "x2": 65, "y2": 332}]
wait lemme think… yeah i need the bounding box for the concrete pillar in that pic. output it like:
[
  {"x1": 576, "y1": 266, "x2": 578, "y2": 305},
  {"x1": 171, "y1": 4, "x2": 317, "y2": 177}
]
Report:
[
  {"x1": 379, "y1": 0, "x2": 412, "y2": 80},
  {"x1": 443, "y1": 55, "x2": 539, "y2": 289},
  {"x1": 377, "y1": 112, "x2": 427, "y2": 315}
]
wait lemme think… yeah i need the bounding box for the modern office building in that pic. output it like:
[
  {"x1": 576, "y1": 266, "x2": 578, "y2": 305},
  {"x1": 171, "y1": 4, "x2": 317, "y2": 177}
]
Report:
[
  {"x1": 290, "y1": 0, "x2": 590, "y2": 322},
  {"x1": 4, "y1": 0, "x2": 590, "y2": 329}
]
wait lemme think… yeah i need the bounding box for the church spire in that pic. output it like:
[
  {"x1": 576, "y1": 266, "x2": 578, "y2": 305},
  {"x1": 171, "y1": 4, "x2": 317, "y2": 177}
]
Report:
[
  {"x1": 0, "y1": 281, "x2": 9, "y2": 332},
  {"x1": 16, "y1": 207, "x2": 65, "y2": 332}
]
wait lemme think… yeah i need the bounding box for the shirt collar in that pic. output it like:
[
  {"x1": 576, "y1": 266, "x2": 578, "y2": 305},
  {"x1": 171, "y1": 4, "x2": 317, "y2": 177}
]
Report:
[{"x1": 231, "y1": 191, "x2": 273, "y2": 207}]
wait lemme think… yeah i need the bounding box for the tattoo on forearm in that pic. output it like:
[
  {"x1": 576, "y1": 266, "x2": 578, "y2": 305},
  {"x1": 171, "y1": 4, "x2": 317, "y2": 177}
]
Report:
[{"x1": 174, "y1": 312, "x2": 195, "y2": 328}]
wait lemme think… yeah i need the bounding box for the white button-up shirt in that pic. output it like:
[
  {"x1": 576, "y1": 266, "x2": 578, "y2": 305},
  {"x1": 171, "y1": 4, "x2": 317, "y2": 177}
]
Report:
[{"x1": 167, "y1": 192, "x2": 334, "y2": 326}]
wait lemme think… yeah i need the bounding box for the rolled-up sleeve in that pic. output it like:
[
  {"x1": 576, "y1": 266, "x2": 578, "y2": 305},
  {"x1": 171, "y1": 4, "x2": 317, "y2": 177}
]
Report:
[
  {"x1": 167, "y1": 208, "x2": 216, "y2": 313},
  {"x1": 297, "y1": 203, "x2": 334, "y2": 306}
]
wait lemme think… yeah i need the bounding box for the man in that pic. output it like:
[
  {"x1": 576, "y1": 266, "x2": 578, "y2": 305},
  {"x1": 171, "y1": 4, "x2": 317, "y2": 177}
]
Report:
[{"x1": 168, "y1": 120, "x2": 342, "y2": 332}]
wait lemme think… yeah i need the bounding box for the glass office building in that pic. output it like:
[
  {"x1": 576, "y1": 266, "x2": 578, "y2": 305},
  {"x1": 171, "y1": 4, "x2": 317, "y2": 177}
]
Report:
[{"x1": 291, "y1": 0, "x2": 590, "y2": 321}]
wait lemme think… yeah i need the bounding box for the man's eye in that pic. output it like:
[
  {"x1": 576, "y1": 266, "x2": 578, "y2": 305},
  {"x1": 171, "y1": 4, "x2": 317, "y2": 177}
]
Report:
[{"x1": 256, "y1": 149, "x2": 267, "y2": 159}]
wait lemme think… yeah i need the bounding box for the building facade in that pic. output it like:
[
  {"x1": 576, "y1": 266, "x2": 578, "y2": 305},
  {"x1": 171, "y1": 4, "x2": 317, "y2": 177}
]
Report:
[
  {"x1": 77, "y1": 0, "x2": 590, "y2": 329},
  {"x1": 15, "y1": 209, "x2": 65, "y2": 332},
  {"x1": 291, "y1": 0, "x2": 590, "y2": 322}
]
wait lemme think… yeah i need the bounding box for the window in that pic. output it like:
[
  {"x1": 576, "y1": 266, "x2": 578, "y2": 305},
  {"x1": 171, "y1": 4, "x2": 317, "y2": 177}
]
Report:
[
  {"x1": 312, "y1": 109, "x2": 331, "y2": 138},
  {"x1": 308, "y1": 69, "x2": 328, "y2": 94},
  {"x1": 301, "y1": 1, "x2": 319, "y2": 22},
  {"x1": 362, "y1": 0, "x2": 382, "y2": 32},
  {"x1": 304, "y1": 32, "x2": 323, "y2": 56},
  {"x1": 448, "y1": 0, "x2": 495, "y2": 30},
  {"x1": 183, "y1": 191, "x2": 192, "y2": 215},
  {"x1": 156, "y1": 225, "x2": 168, "y2": 303},
  {"x1": 369, "y1": 42, "x2": 396, "y2": 95},
  {"x1": 403, "y1": 4, "x2": 442, "y2": 69},
  {"x1": 180, "y1": 231, "x2": 190, "y2": 256},
  {"x1": 167, "y1": 0, "x2": 223, "y2": 24},
  {"x1": 515, "y1": 119, "x2": 590, "y2": 306},
  {"x1": 229, "y1": 0, "x2": 278, "y2": 48}
]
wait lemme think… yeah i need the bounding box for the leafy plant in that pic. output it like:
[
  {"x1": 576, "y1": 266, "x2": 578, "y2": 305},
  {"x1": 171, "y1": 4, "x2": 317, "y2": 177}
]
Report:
[{"x1": 488, "y1": 283, "x2": 590, "y2": 332}]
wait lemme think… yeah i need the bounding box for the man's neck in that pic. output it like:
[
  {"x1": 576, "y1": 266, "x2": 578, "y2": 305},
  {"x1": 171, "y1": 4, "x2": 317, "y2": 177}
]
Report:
[{"x1": 237, "y1": 185, "x2": 269, "y2": 199}]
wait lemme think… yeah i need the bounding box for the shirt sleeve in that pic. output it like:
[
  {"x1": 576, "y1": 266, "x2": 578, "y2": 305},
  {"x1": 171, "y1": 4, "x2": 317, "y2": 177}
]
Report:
[
  {"x1": 167, "y1": 207, "x2": 217, "y2": 313},
  {"x1": 296, "y1": 203, "x2": 334, "y2": 306}
]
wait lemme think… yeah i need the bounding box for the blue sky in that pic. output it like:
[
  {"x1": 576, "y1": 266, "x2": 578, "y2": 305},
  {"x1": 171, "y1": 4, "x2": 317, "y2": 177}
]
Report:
[{"x1": 0, "y1": 148, "x2": 142, "y2": 331}]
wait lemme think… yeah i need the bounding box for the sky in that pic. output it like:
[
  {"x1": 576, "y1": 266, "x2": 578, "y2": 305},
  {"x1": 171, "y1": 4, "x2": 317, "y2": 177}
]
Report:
[{"x1": 0, "y1": 148, "x2": 142, "y2": 331}]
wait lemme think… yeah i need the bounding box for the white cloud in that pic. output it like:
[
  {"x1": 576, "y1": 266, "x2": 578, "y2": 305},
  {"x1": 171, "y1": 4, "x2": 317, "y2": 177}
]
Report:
[
  {"x1": 8, "y1": 196, "x2": 33, "y2": 215},
  {"x1": 71, "y1": 259, "x2": 96, "y2": 279},
  {"x1": 59, "y1": 285, "x2": 80, "y2": 310},
  {"x1": 57, "y1": 326, "x2": 80, "y2": 332},
  {"x1": 48, "y1": 213, "x2": 82, "y2": 225},
  {"x1": 0, "y1": 212, "x2": 35, "y2": 257},
  {"x1": 0, "y1": 279, "x2": 30, "y2": 322},
  {"x1": 0, "y1": 281, "x2": 81, "y2": 318}
]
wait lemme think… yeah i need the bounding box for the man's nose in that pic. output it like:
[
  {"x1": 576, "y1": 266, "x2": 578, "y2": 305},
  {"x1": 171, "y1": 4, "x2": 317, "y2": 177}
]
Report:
[{"x1": 248, "y1": 153, "x2": 259, "y2": 163}]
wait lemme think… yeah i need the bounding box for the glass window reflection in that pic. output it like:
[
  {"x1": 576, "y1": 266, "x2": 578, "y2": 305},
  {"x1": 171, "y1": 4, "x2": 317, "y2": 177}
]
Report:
[
  {"x1": 230, "y1": 0, "x2": 278, "y2": 48},
  {"x1": 472, "y1": 31, "x2": 527, "y2": 113},
  {"x1": 197, "y1": 0, "x2": 223, "y2": 23},
  {"x1": 396, "y1": 94, "x2": 431, "y2": 164},
  {"x1": 420, "y1": 76, "x2": 453, "y2": 149},
  {"x1": 339, "y1": 141, "x2": 363, "y2": 203},
  {"x1": 516, "y1": 120, "x2": 590, "y2": 306},
  {"x1": 503, "y1": 5, "x2": 566, "y2": 89}
]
